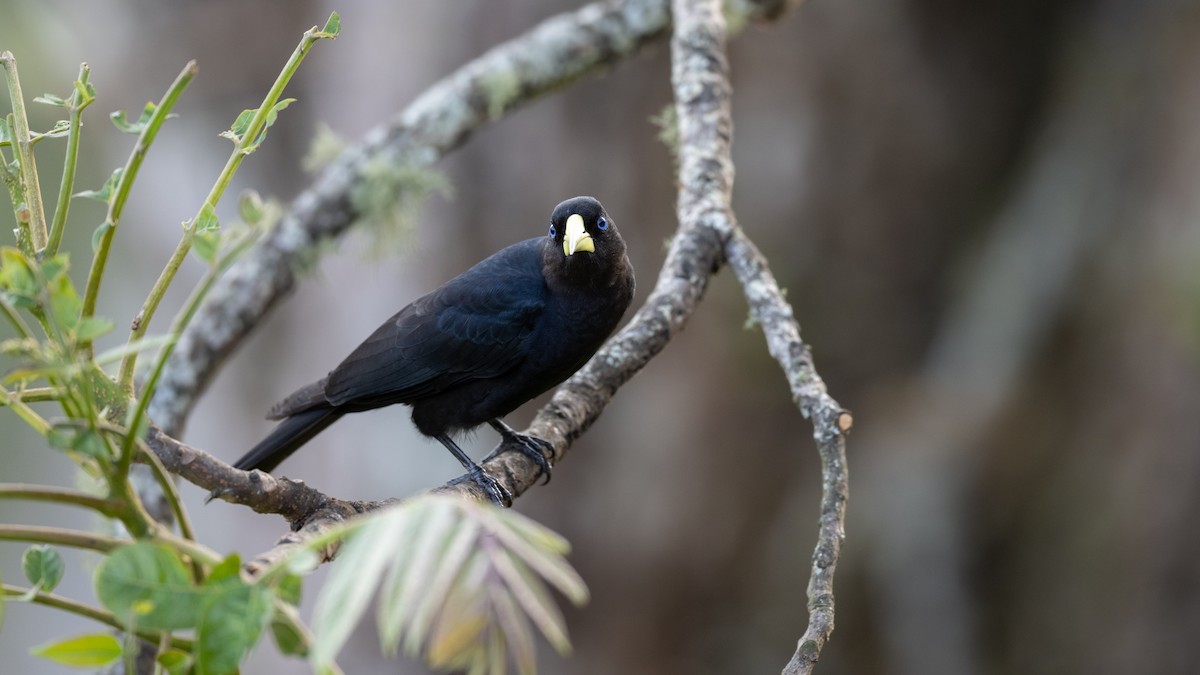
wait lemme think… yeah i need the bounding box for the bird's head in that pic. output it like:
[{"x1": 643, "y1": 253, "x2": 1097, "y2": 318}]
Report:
[{"x1": 545, "y1": 197, "x2": 627, "y2": 287}]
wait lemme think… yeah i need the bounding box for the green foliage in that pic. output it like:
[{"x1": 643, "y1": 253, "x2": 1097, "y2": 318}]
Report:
[
  {"x1": 110, "y1": 101, "x2": 172, "y2": 135},
  {"x1": 0, "y1": 12, "x2": 594, "y2": 675},
  {"x1": 31, "y1": 633, "x2": 123, "y2": 668},
  {"x1": 311, "y1": 495, "x2": 589, "y2": 674},
  {"x1": 22, "y1": 544, "x2": 64, "y2": 593},
  {"x1": 0, "y1": 17, "x2": 338, "y2": 674},
  {"x1": 95, "y1": 542, "x2": 201, "y2": 630},
  {"x1": 194, "y1": 574, "x2": 273, "y2": 674},
  {"x1": 220, "y1": 98, "x2": 295, "y2": 152}
]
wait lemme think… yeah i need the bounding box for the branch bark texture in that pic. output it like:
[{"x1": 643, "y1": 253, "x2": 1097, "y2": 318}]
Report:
[{"x1": 668, "y1": 1, "x2": 848, "y2": 672}]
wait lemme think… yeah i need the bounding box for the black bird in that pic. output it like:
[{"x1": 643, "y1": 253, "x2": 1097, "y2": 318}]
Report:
[{"x1": 232, "y1": 196, "x2": 634, "y2": 505}]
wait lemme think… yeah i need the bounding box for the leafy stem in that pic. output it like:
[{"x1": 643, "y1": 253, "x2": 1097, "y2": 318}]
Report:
[
  {"x1": 2, "y1": 584, "x2": 195, "y2": 649},
  {"x1": 45, "y1": 63, "x2": 95, "y2": 258},
  {"x1": 117, "y1": 13, "x2": 340, "y2": 393},
  {"x1": 80, "y1": 60, "x2": 197, "y2": 354},
  {"x1": 0, "y1": 51, "x2": 48, "y2": 253}
]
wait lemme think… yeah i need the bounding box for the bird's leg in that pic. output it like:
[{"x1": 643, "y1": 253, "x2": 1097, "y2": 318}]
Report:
[
  {"x1": 486, "y1": 418, "x2": 554, "y2": 485},
  {"x1": 434, "y1": 434, "x2": 512, "y2": 507}
]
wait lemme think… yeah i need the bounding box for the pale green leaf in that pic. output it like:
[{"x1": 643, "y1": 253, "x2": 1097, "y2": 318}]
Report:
[
  {"x1": 397, "y1": 514, "x2": 480, "y2": 655},
  {"x1": 33, "y1": 93, "x2": 68, "y2": 107},
  {"x1": 156, "y1": 648, "x2": 193, "y2": 675},
  {"x1": 479, "y1": 508, "x2": 589, "y2": 605},
  {"x1": 377, "y1": 496, "x2": 460, "y2": 653},
  {"x1": 319, "y1": 12, "x2": 342, "y2": 37},
  {"x1": 31, "y1": 633, "x2": 122, "y2": 668},
  {"x1": 110, "y1": 102, "x2": 165, "y2": 134},
  {"x1": 309, "y1": 505, "x2": 414, "y2": 666},
  {"x1": 488, "y1": 583, "x2": 536, "y2": 675},
  {"x1": 75, "y1": 167, "x2": 123, "y2": 203}
]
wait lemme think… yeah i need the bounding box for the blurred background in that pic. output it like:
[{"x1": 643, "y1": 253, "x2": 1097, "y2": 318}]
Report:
[{"x1": 2, "y1": 0, "x2": 1200, "y2": 673}]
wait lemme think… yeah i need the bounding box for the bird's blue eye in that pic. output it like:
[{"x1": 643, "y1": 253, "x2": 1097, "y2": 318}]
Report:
[
  {"x1": 548, "y1": 224, "x2": 556, "y2": 238},
  {"x1": 597, "y1": 216, "x2": 609, "y2": 231}
]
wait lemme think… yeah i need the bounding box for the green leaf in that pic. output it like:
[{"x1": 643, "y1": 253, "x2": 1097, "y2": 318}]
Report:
[
  {"x1": 156, "y1": 648, "x2": 194, "y2": 675},
  {"x1": 319, "y1": 11, "x2": 342, "y2": 37},
  {"x1": 47, "y1": 267, "x2": 83, "y2": 333},
  {"x1": 219, "y1": 109, "x2": 255, "y2": 144},
  {"x1": 34, "y1": 93, "x2": 68, "y2": 108},
  {"x1": 247, "y1": 98, "x2": 295, "y2": 152},
  {"x1": 195, "y1": 203, "x2": 219, "y2": 233},
  {"x1": 0, "y1": 247, "x2": 37, "y2": 298},
  {"x1": 31, "y1": 633, "x2": 122, "y2": 668},
  {"x1": 0, "y1": 566, "x2": 6, "y2": 631},
  {"x1": 270, "y1": 602, "x2": 309, "y2": 657},
  {"x1": 46, "y1": 425, "x2": 110, "y2": 456},
  {"x1": 205, "y1": 553, "x2": 242, "y2": 586},
  {"x1": 73, "y1": 79, "x2": 97, "y2": 104},
  {"x1": 275, "y1": 571, "x2": 302, "y2": 606},
  {"x1": 95, "y1": 542, "x2": 201, "y2": 630},
  {"x1": 75, "y1": 167, "x2": 123, "y2": 203},
  {"x1": 110, "y1": 102, "x2": 164, "y2": 134},
  {"x1": 75, "y1": 316, "x2": 115, "y2": 341},
  {"x1": 91, "y1": 221, "x2": 113, "y2": 253},
  {"x1": 192, "y1": 231, "x2": 220, "y2": 264},
  {"x1": 195, "y1": 581, "x2": 273, "y2": 675},
  {"x1": 238, "y1": 190, "x2": 265, "y2": 225},
  {"x1": 22, "y1": 545, "x2": 65, "y2": 593},
  {"x1": 31, "y1": 119, "x2": 72, "y2": 143}
]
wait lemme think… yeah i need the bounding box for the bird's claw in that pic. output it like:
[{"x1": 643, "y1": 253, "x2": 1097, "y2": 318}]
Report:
[
  {"x1": 486, "y1": 419, "x2": 554, "y2": 485},
  {"x1": 470, "y1": 464, "x2": 513, "y2": 507},
  {"x1": 512, "y1": 434, "x2": 554, "y2": 485}
]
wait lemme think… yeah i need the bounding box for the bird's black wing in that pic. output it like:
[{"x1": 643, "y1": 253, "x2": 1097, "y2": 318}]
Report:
[{"x1": 324, "y1": 238, "x2": 548, "y2": 407}]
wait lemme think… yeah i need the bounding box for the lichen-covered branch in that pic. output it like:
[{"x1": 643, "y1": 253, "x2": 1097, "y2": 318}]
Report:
[{"x1": 668, "y1": 0, "x2": 848, "y2": 672}]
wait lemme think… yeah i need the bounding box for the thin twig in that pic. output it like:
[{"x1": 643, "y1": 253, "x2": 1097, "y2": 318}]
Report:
[{"x1": 2, "y1": 584, "x2": 194, "y2": 650}]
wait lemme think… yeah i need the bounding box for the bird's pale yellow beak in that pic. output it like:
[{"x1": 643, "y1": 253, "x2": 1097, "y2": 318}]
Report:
[{"x1": 563, "y1": 213, "x2": 594, "y2": 256}]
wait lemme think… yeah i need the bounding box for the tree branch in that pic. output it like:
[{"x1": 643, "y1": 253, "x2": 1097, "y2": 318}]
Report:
[{"x1": 667, "y1": 0, "x2": 848, "y2": 672}]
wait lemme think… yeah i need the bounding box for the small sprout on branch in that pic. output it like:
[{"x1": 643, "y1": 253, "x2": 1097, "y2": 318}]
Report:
[{"x1": 110, "y1": 102, "x2": 176, "y2": 135}]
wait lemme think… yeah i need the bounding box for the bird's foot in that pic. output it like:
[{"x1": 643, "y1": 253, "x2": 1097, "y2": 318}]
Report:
[
  {"x1": 487, "y1": 419, "x2": 554, "y2": 485},
  {"x1": 469, "y1": 464, "x2": 513, "y2": 507}
]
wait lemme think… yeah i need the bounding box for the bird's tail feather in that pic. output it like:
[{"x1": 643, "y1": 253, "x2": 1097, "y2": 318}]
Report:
[{"x1": 233, "y1": 405, "x2": 342, "y2": 473}]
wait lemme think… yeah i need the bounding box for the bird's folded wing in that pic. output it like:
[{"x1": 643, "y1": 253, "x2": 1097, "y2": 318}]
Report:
[{"x1": 324, "y1": 245, "x2": 547, "y2": 406}]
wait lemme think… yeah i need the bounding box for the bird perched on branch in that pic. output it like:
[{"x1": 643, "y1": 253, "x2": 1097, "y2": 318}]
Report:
[{"x1": 232, "y1": 196, "x2": 635, "y2": 506}]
